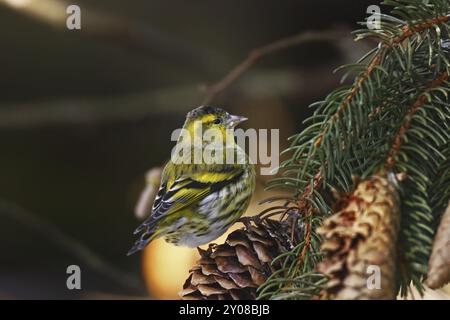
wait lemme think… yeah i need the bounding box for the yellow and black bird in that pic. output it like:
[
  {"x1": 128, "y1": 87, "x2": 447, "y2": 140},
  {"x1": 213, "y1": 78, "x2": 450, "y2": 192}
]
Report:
[{"x1": 128, "y1": 106, "x2": 255, "y2": 255}]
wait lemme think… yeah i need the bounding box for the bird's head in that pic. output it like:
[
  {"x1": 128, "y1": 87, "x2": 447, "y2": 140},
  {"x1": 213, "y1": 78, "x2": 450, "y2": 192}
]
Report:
[
  {"x1": 185, "y1": 105, "x2": 247, "y2": 130},
  {"x1": 182, "y1": 106, "x2": 248, "y2": 142}
]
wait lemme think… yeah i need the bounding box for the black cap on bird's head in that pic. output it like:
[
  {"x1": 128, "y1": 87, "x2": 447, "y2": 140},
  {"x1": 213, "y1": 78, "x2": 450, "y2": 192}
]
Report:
[
  {"x1": 187, "y1": 105, "x2": 226, "y2": 119},
  {"x1": 186, "y1": 105, "x2": 248, "y2": 129}
]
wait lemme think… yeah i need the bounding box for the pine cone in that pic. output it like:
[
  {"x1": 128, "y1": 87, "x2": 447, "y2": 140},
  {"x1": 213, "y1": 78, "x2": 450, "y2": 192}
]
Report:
[
  {"x1": 317, "y1": 174, "x2": 401, "y2": 300},
  {"x1": 179, "y1": 218, "x2": 300, "y2": 300},
  {"x1": 426, "y1": 200, "x2": 450, "y2": 289}
]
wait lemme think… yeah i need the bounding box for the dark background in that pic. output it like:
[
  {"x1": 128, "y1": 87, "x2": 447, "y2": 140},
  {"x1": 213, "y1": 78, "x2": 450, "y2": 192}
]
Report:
[{"x1": 0, "y1": 0, "x2": 375, "y2": 299}]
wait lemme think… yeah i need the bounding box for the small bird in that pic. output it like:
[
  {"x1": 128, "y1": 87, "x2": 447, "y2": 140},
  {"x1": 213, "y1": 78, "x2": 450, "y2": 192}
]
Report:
[{"x1": 128, "y1": 106, "x2": 255, "y2": 255}]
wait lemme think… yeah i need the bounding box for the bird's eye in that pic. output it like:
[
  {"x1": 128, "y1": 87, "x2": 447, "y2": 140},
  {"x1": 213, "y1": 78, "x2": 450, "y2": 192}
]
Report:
[{"x1": 213, "y1": 118, "x2": 222, "y2": 125}]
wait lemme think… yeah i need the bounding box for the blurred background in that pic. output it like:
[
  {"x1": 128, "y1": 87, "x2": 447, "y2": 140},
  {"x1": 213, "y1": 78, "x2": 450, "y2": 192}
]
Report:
[{"x1": 1, "y1": 0, "x2": 448, "y2": 299}]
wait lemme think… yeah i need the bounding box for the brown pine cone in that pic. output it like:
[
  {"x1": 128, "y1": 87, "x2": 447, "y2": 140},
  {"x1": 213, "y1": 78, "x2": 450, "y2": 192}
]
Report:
[
  {"x1": 317, "y1": 174, "x2": 401, "y2": 300},
  {"x1": 179, "y1": 218, "x2": 300, "y2": 300},
  {"x1": 426, "y1": 200, "x2": 450, "y2": 289}
]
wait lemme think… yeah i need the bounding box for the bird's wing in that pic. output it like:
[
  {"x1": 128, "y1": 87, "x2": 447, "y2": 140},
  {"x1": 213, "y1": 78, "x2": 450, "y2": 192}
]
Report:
[{"x1": 127, "y1": 165, "x2": 244, "y2": 255}]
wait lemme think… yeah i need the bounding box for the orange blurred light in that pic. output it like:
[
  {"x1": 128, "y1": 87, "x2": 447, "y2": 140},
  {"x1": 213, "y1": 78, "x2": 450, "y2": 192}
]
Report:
[
  {"x1": 141, "y1": 227, "x2": 242, "y2": 299},
  {"x1": 142, "y1": 238, "x2": 199, "y2": 299}
]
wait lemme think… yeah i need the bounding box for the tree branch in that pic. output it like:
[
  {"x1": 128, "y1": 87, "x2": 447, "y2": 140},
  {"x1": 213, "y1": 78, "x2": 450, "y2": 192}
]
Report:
[
  {"x1": 0, "y1": 69, "x2": 338, "y2": 128},
  {"x1": 202, "y1": 29, "x2": 349, "y2": 104}
]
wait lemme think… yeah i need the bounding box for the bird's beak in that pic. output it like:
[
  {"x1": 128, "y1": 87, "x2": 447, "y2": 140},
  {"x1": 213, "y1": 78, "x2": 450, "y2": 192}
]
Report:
[{"x1": 227, "y1": 114, "x2": 248, "y2": 128}]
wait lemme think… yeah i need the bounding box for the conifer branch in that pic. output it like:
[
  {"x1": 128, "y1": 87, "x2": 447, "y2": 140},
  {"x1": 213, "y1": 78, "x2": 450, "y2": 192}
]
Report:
[
  {"x1": 315, "y1": 12, "x2": 450, "y2": 149},
  {"x1": 391, "y1": 14, "x2": 450, "y2": 44},
  {"x1": 259, "y1": 0, "x2": 450, "y2": 300},
  {"x1": 385, "y1": 71, "x2": 449, "y2": 169},
  {"x1": 314, "y1": 50, "x2": 384, "y2": 148}
]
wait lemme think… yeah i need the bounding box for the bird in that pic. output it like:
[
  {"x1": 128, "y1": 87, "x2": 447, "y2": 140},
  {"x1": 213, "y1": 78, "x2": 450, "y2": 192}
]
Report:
[{"x1": 127, "y1": 106, "x2": 256, "y2": 255}]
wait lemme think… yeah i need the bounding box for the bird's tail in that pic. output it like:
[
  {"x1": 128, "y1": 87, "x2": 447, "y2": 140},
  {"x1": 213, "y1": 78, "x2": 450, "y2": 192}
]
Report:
[{"x1": 127, "y1": 226, "x2": 162, "y2": 256}]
